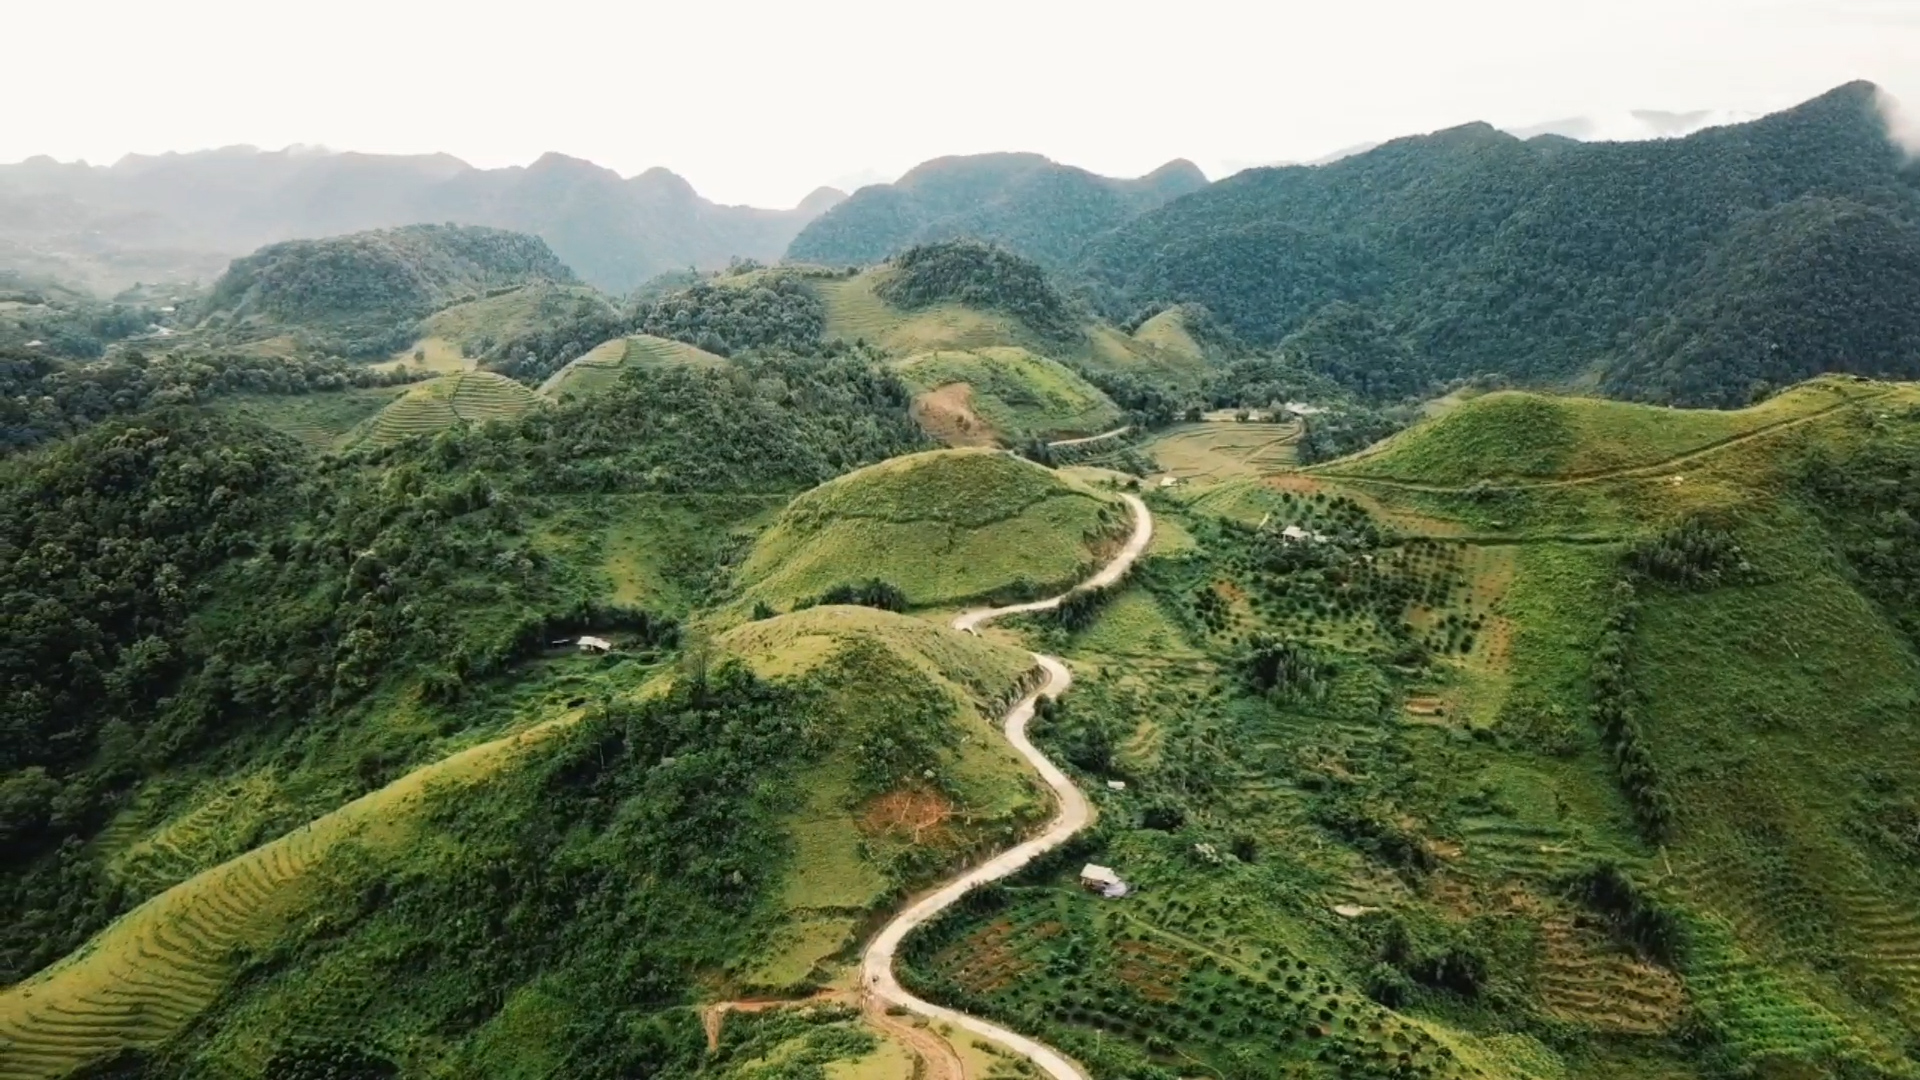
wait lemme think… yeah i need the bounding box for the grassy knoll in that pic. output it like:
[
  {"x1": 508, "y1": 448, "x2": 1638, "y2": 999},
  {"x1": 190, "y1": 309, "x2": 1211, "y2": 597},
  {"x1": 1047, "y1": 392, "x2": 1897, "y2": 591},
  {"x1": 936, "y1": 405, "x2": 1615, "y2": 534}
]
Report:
[
  {"x1": 540, "y1": 332, "x2": 730, "y2": 397},
  {"x1": 348, "y1": 370, "x2": 542, "y2": 448},
  {"x1": 894, "y1": 347, "x2": 1122, "y2": 446},
  {"x1": 1318, "y1": 375, "x2": 1887, "y2": 486},
  {"x1": 736, "y1": 448, "x2": 1127, "y2": 612},
  {"x1": 811, "y1": 267, "x2": 1201, "y2": 384},
  {"x1": 722, "y1": 605, "x2": 1045, "y2": 978}
]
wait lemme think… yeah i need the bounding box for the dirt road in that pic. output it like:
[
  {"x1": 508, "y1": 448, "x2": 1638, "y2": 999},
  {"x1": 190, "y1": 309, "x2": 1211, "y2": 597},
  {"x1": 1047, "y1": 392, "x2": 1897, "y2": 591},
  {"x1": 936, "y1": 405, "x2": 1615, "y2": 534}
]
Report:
[
  {"x1": 1046, "y1": 425, "x2": 1132, "y2": 449},
  {"x1": 861, "y1": 492, "x2": 1153, "y2": 1080}
]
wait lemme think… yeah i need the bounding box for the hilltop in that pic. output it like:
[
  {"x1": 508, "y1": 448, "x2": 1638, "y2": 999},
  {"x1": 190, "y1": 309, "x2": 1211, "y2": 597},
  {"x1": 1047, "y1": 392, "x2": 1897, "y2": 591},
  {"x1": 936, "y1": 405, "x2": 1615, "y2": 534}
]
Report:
[
  {"x1": 895, "y1": 347, "x2": 1121, "y2": 447},
  {"x1": 736, "y1": 447, "x2": 1126, "y2": 611},
  {"x1": 1082, "y1": 81, "x2": 1920, "y2": 405},
  {"x1": 197, "y1": 224, "x2": 576, "y2": 357},
  {"x1": 787, "y1": 153, "x2": 1207, "y2": 268}
]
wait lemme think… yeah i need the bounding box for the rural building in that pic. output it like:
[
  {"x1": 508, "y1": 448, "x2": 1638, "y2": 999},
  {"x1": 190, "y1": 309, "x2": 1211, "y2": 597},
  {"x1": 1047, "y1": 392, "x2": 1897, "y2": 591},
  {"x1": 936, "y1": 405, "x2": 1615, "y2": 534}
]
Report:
[
  {"x1": 1079, "y1": 864, "x2": 1129, "y2": 896},
  {"x1": 1106, "y1": 780, "x2": 1127, "y2": 791},
  {"x1": 1281, "y1": 524, "x2": 1330, "y2": 544},
  {"x1": 577, "y1": 635, "x2": 613, "y2": 653}
]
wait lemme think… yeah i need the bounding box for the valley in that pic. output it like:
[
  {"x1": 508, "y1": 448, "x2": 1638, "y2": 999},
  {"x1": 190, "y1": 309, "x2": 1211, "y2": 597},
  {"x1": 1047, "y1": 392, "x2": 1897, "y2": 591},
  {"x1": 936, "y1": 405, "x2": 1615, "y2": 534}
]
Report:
[{"x1": 7, "y1": 79, "x2": 1920, "y2": 1080}]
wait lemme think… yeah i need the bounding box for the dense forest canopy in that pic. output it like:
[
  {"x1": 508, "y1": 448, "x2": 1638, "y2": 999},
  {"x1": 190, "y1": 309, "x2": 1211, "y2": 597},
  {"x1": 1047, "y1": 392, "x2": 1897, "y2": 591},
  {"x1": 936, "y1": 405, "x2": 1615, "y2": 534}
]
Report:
[
  {"x1": 787, "y1": 153, "x2": 1206, "y2": 268},
  {"x1": 0, "y1": 351, "x2": 925, "y2": 980},
  {"x1": 197, "y1": 224, "x2": 577, "y2": 357},
  {"x1": 1080, "y1": 81, "x2": 1920, "y2": 405},
  {"x1": 876, "y1": 241, "x2": 1080, "y2": 341}
]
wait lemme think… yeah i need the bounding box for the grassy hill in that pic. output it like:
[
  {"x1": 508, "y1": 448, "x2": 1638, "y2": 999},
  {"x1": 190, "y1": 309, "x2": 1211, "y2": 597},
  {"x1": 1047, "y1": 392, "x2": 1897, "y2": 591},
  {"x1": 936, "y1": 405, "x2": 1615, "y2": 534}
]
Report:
[
  {"x1": 810, "y1": 251, "x2": 1200, "y2": 385},
  {"x1": 540, "y1": 333, "x2": 730, "y2": 398},
  {"x1": 895, "y1": 347, "x2": 1122, "y2": 446},
  {"x1": 1313, "y1": 375, "x2": 1886, "y2": 486},
  {"x1": 736, "y1": 448, "x2": 1126, "y2": 611},
  {"x1": 348, "y1": 370, "x2": 543, "y2": 447},
  {"x1": 391, "y1": 280, "x2": 619, "y2": 369},
  {"x1": 0, "y1": 603, "x2": 1046, "y2": 1077},
  {"x1": 196, "y1": 224, "x2": 577, "y2": 358}
]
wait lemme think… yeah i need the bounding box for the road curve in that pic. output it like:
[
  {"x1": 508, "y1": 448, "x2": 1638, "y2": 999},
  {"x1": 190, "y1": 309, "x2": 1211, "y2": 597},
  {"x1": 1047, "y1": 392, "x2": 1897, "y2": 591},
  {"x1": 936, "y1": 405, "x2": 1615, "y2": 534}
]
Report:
[{"x1": 862, "y1": 492, "x2": 1153, "y2": 1080}]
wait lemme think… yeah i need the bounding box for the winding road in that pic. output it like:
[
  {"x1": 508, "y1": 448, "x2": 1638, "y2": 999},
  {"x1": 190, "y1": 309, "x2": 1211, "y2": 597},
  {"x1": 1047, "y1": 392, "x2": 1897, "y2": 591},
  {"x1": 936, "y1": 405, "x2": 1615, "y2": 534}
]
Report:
[{"x1": 860, "y1": 492, "x2": 1153, "y2": 1080}]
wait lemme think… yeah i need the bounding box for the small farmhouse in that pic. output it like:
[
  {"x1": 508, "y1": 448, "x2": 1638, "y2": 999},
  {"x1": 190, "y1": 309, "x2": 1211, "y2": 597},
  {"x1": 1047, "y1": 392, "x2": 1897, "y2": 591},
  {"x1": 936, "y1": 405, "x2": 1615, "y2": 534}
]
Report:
[
  {"x1": 1079, "y1": 863, "x2": 1129, "y2": 896},
  {"x1": 577, "y1": 636, "x2": 613, "y2": 653}
]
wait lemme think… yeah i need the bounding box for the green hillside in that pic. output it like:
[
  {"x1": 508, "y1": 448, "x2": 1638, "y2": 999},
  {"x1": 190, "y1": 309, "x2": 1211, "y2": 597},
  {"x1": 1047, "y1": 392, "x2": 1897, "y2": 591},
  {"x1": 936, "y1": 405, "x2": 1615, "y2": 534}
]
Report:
[
  {"x1": 349, "y1": 370, "x2": 543, "y2": 447},
  {"x1": 197, "y1": 224, "x2": 577, "y2": 358},
  {"x1": 895, "y1": 346, "x2": 1122, "y2": 446},
  {"x1": 737, "y1": 447, "x2": 1125, "y2": 611},
  {"x1": 1315, "y1": 375, "x2": 1884, "y2": 486},
  {"x1": 0, "y1": 353, "x2": 929, "y2": 1077},
  {"x1": 896, "y1": 376, "x2": 1920, "y2": 1080},
  {"x1": 786, "y1": 152, "x2": 1207, "y2": 268},
  {"x1": 1081, "y1": 81, "x2": 1920, "y2": 405},
  {"x1": 540, "y1": 333, "x2": 730, "y2": 398},
  {"x1": 0, "y1": 601, "x2": 1042, "y2": 1078},
  {"x1": 396, "y1": 280, "x2": 620, "y2": 368},
  {"x1": 810, "y1": 248, "x2": 1202, "y2": 388}
]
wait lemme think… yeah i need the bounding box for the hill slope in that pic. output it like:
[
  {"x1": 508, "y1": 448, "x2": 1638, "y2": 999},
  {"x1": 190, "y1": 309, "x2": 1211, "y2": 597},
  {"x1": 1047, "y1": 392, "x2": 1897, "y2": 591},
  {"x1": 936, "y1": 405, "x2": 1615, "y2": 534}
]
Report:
[
  {"x1": 737, "y1": 448, "x2": 1125, "y2": 610},
  {"x1": 788, "y1": 153, "x2": 1207, "y2": 268},
  {"x1": 540, "y1": 333, "x2": 730, "y2": 398},
  {"x1": 349, "y1": 370, "x2": 544, "y2": 447},
  {"x1": 1082, "y1": 81, "x2": 1920, "y2": 404},
  {"x1": 895, "y1": 347, "x2": 1122, "y2": 446},
  {"x1": 198, "y1": 224, "x2": 576, "y2": 357}
]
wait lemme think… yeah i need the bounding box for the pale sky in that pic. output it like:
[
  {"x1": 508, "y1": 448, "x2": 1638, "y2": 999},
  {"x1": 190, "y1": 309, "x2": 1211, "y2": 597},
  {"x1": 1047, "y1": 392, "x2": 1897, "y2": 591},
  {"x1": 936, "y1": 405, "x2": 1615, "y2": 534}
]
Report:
[{"x1": 7, "y1": 0, "x2": 1920, "y2": 208}]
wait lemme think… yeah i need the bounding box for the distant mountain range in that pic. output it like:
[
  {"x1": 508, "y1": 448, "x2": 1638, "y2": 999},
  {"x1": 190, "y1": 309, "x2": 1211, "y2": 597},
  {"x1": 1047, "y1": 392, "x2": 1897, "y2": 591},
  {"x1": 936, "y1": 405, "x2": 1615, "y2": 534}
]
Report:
[
  {"x1": 784, "y1": 153, "x2": 1209, "y2": 268},
  {"x1": 1079, "y1": 81, "x2": 1920, "y2": 406},
  {"x1": 0, "y1": 148, "x2": 844, "y2": 294}
]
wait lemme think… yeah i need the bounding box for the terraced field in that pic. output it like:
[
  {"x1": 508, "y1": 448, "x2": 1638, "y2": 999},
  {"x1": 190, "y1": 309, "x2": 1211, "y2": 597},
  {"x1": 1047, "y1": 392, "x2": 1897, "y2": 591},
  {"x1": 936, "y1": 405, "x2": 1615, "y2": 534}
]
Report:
[
  {"x1": 214, "y1": 386, "x2": 409, "y2": 451},
  {"x1": 540, "y1": 333, "x2": 728, "y2": 397},
  {"x1": 1146, "y1": 421, "x2": 1302, "y2": 482},
  {"x1": 0, "y1": 716, "x2": 576, "y2": 1079},
  {"x1": 350, "y1": 371, "x2": 541, "y2": 448}
]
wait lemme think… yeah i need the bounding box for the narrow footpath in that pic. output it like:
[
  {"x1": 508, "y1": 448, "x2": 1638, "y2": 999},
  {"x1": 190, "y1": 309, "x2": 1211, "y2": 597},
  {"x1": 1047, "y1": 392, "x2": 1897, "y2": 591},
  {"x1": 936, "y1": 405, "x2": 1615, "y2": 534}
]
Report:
[{"x1": 859, "y1": 493, "x2": 1154, "y2": 1080}]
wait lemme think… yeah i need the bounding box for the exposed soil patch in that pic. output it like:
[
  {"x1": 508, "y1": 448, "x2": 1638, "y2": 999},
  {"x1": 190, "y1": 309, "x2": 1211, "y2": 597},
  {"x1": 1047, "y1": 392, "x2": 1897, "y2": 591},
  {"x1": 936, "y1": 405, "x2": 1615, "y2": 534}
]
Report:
[
  {"x1": 1113, "y1": 939, "x2": 1190, "y2": 1001},
  {"x1": 936, "y1": 920, "x2": 1062, "y2": 995},
  {"x1": 860, "y1": 788, "x2": 958, "y2": 845},
  {"x1": 912, "y1": 383, "x2": 999, "y2": 448}
]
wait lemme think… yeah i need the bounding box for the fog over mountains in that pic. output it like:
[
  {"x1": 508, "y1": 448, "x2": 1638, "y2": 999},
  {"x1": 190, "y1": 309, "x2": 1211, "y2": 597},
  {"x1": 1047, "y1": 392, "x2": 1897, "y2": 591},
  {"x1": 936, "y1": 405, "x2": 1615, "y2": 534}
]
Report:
[{"x1": 0, "y1": 148, "x2": 843, "y2": 294}]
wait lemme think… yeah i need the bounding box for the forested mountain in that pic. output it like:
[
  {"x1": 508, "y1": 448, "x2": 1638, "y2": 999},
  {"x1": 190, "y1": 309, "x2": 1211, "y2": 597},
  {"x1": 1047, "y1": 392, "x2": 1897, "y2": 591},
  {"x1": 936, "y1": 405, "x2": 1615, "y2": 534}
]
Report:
[
  {"x1": 786, "y1": 153, "x2": 1208, "y2": 268},
  {"x1": 1081, "y1": 81, "x2": 1920, "y2": 405},
  {"x1": 0, "y1": 148, "x2": 843, "y2": 294},
  {"x1": 195, "y1": 224, "x2": 575, "y2": 357}
]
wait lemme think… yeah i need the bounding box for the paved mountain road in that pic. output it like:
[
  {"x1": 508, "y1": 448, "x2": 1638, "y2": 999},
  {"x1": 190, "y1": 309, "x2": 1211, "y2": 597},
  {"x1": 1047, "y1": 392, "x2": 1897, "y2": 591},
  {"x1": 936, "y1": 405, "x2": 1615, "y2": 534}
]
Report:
[{"x1": 860, "y1": 492, "x2": 1152, "y2": 1080}]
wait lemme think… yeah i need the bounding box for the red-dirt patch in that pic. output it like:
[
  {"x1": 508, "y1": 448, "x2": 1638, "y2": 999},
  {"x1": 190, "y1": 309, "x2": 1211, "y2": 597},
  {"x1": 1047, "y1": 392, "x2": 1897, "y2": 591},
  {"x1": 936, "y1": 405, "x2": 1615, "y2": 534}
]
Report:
[
  {"x1": 934, "y1": 919, "x2": 1062, "y2": 994},
  {"x1": 911, "y1": 383, "x2": 999, "y2": 448},
  {"x1": 859, "y1": 788, "x2": 957, "y2": 845},
  {"x1": 1114, "y1": 939, "x2": 1190, "y2": 1001},
  {"x1": 1263, "y1": 475, "x2": 1325, "y2": 496}
]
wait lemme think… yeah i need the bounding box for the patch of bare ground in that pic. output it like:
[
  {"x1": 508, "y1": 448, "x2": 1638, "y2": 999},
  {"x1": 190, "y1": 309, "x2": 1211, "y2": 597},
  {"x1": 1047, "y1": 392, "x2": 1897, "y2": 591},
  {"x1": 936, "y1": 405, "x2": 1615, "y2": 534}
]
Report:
[{"x1": 912, "y1": 384, "x2": 998, "y2": 448}]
